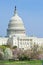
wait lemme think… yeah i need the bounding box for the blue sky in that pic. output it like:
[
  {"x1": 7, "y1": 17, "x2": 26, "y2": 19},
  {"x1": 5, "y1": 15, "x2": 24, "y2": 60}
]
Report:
[{"x1": 0, "y1": 0, "x2": 43, "y2": 37}]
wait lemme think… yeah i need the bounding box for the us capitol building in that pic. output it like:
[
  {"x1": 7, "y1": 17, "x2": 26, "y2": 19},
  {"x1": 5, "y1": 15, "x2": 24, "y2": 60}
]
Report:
[{"x1": 0, "y1": 6, "x2": 43, "y2": 50}]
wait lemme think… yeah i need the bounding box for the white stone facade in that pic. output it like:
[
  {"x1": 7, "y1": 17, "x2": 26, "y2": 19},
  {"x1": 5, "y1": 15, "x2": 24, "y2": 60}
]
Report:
[{"x1": 0, "y1": 6, "x2": 43, "y2": 50}]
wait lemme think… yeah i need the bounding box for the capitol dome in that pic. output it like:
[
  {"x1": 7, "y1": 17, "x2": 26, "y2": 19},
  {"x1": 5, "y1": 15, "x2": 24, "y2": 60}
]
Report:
[{"x1": 7, "y1": 6, "x2": 26, "y2": 37}]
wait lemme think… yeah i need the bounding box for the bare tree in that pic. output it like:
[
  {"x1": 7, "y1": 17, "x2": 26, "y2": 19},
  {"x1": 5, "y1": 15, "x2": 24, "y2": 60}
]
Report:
[{"x1": 30, "y1": 43, "x2": 40, "y2": 59}]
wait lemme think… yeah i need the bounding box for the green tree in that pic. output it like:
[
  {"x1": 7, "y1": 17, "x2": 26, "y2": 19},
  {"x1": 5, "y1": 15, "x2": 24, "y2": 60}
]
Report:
[{"x1": 4, "y1": 48, "x2": 13, "y2": 60}]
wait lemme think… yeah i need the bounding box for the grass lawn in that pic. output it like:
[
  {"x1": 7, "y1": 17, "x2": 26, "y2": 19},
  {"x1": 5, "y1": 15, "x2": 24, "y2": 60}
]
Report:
[{"x1": 0, "y1": 60, "x2": 43, "y2": 65}]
